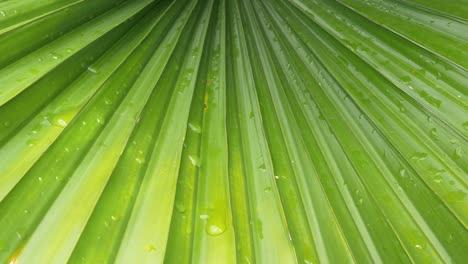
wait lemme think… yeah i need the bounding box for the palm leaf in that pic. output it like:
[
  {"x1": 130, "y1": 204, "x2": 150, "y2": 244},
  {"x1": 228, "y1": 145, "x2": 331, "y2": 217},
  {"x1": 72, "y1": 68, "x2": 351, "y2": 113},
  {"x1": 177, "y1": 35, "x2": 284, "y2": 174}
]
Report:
[{"x1": 0, "y1": 0, "x2": 466, "y2": 263}]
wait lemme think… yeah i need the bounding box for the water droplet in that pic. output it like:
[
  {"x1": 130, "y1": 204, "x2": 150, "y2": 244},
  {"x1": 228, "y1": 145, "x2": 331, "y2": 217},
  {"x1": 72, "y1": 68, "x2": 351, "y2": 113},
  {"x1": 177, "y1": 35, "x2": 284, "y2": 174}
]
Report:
[
  {"x1": 418, "y1": 90, "x2": 441, "y2": 108},
  {"x1": 316, "y1": 112, "x2": 325, "y2": 120},
  {"x1": 397, "y1": 100, "x2": 405, "y2": 113},
  {"x1": 50, "y1": 111, "x2": 74, "y2": 128},
  {"x1": 188, "y1": 155, "x2": 200, "y2": 167},
  {"x1": 104, "y1": 98, "x2": 111, "y2": 105},
  {"x1": 415, "y1": 244, "x2": 422, "y2": 249},
  {"x1": 433, "y1": 174, "x2": 442, "y2": 183},
  {"x1": 411, "y1": 152, "x2": 428, "y2": 161},
  {"x1": 96, "y1": 117, "x2": 104, "y2": 124},
  {"x1": 111, "y1": 215, "x2": 119, "y2": 221},
  {"x1": 135, "y1": 157, "x2": 145, "y2": 164},
  {"x1": 454, "y1": 147, "x2": 463, "y2": 159},
  {"x1": 27, "y1": 139, "x2": 39, "y2": 147},
  {"x1": 188, "y1": 122, "x2": 201, "y2": 133},
  {"x1": 199, "y1": 214, "x2": 208, "y2": 220},
  {"x1": 87, "y1": 66, "x2": 98, "y2": 74},
  {"x1": 206, "y1": 224, "x2": 225, "y2": 236},
  {"x1": 399, "y1": 168, "x2": 406, "y2": 178},
  {"x1": 38, "y1": 177, "x2": 43, "y2": 183},
  {"x1": 55, "y1": 118, "x2": 67, "y2": 127},
  {"x1": 259, "y1": 163, "x2": 266, "y2": 171},
  {"x1": 145, "y1": 245, "x2": 156, "y2": 252},
  {"x1": 0, "y1": 11, "x2": 5, "y2": 17},
  {"x1": 400, "y1": 76, "x2": 411, "y2": 83},
  {"x1": 175, "y1": 203, "x2": 185, "y2": 213}
]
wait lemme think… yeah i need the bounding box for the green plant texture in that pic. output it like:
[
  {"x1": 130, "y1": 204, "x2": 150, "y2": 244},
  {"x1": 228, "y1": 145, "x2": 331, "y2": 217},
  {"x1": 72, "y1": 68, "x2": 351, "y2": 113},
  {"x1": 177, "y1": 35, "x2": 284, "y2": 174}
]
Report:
[{"x1": 0, "y1": 0, "x2": 467, "y2": 263}]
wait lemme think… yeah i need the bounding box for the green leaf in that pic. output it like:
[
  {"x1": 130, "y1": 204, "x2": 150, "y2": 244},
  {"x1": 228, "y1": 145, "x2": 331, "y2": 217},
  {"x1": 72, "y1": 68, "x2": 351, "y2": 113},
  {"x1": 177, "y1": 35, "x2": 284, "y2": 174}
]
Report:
[{"x1": 0, "y1": 0, "x2": 466, "y2": 263}]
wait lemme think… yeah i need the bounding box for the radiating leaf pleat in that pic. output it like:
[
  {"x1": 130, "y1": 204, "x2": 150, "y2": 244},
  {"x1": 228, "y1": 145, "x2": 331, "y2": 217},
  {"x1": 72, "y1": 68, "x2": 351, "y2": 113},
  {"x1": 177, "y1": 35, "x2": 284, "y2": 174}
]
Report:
[{"x1": 0, "y1": 0, "x2": 466, "y2": 263}]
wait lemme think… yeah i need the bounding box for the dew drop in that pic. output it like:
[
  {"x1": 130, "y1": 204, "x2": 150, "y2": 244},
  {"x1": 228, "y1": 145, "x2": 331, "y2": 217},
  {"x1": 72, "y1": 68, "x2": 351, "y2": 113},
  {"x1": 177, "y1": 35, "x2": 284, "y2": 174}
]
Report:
[
  {"x1": 145, "y1": 245, "x2": 156, "y2": 252},
  {"x1": 254, "y1": 161, "x2": 265, "y2": 171},
  {"x1": 56, "y1": 118, "x2": 67, "y2": 127},
  {"x1": 411, "y1": 152, "x2": 428, "y2": 161},
  {"x1": 399, "y1": 168, "x2": 406, "y2": 178},
  {"x1": 206, "y1": 224, "x2": 225, "y2": 236},
  {"x1": 96, "y1": 117, "x2": 104, "y2": 124},
  {"x1": 87, "y1": 66, "x2": 98, "y2": 74},
  {"x1": 199, "y1": 214, "x2": 208, "y2": 220},
  {"x1": 397, "y1": 100, "x2": 405, "y2": 113},
  {"x1": 400, "y1": 76, "x2": 411, "y2": 83},
  {"x1": 433, "y1": 175, "x2": 442, "y2": 183},
  {"x1": 454, "y1": 147, "x2": 463, "y2": 159},
  {"x1": 188, "y1": 155, "x2": 200, "y2": 167},
  {"x1": 27, "y1": 139, "x2": 39, "y2": 147},
  {"x1": 175, "y1": 203, "x2": 185, "y2": 213},
  {"x1": 188, "y1": 122, "x2": 201, "y2": 133}
]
